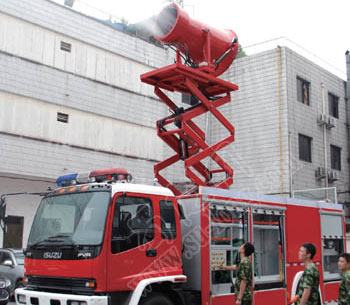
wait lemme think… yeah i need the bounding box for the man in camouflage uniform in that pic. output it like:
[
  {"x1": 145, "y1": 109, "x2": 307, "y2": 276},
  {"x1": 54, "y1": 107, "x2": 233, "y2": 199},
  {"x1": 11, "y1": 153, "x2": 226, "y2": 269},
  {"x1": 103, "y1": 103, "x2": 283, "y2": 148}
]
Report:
[
  {"x1": 296, "y1": 243, "x2": 320, "y2": 305},
  {"x1": 222, "y1": 242, "x2": 255, "y2": 305},
  {"x1": 338, "y1": 253, "x2": 350, "y2": 305}
]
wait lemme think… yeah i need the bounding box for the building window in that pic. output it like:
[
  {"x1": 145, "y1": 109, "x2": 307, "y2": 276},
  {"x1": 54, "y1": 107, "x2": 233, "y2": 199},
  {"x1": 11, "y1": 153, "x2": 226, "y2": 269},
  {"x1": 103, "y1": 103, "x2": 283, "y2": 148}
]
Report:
[
  {"x1": 297, "y1": 77, "x2": 310, "y2": 105},
  {"x1": 299, "y1": 134, "x2": 312, "y2": 163},
  {"x1": 57, "y1": 112, "x2": 69, "y2": 123},
  {"x1": 60, "y1": 41, "x2": 72, "y2": 52},
  {"x1": 330, "y1": 145, "x2": 341, "y2": 170},
  {"x1": 328, "y1": 93, "x2": 339, "y2": 118}
]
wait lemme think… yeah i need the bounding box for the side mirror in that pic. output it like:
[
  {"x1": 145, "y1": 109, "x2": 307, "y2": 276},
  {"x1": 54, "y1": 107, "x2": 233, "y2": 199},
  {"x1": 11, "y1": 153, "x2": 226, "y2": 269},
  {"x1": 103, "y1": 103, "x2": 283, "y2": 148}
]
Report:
[{"x1": 3, "y1": 259, "x2": 13, "y2": 267}]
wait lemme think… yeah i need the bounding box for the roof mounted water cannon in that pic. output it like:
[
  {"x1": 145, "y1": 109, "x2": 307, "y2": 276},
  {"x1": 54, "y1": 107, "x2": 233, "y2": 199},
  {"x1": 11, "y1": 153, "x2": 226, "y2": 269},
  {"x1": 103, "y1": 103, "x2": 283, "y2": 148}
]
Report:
[
  {"x1": 141, "y1": 4, "x2": 239, "y2": 195},
  {"x1": 153, "y1": 3, "x2": 239, "y2": 76}
]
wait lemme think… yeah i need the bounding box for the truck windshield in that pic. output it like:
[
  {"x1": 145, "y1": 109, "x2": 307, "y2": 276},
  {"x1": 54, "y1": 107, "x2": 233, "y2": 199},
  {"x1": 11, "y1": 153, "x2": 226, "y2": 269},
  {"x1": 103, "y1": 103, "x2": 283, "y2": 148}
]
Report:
[{"x1": 27, "y1": 191, "x2": 110, "y2": 247}]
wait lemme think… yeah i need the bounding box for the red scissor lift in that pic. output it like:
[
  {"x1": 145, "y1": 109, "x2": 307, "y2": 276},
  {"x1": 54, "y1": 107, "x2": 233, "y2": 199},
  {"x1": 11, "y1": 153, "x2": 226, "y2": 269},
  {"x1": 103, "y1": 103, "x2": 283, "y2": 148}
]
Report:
[{"x1": 141, "y1": 50, "x2": 238, "y2": 195}]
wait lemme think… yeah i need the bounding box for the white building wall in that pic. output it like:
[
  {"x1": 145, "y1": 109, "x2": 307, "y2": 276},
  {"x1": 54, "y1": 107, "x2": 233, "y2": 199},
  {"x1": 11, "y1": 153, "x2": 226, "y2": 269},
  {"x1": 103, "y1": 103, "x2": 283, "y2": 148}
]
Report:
[
  {"x1": 212, "y1": 47, "x2": 349, "y2": 203},
  {"x1": 285, "y1": 48, "x2": 349, "y2": 203},
  {"x1": 0, "y1": 0, "x2": 178, "y2": 180},
  {"x1": 0, "y1": 12, "x2": 158, "y2": 97},
  {"x1": 0, "y1": 0, "x2": 168, "y2": 68},
  {"x1": 0, "y1": 91, "x2": 163, "y2": 161},
  {"x1": 0, "y1": 0, "x2": 179, "y2": 246},
  {"x1": 213, "y1": 48, "x2": 290, "y2": 194}
]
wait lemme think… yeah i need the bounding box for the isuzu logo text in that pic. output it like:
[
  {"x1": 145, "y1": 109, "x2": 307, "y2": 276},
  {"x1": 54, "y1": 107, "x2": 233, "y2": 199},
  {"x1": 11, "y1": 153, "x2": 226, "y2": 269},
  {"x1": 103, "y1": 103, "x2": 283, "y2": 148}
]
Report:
[{"x1": 43, "y1": 252, "x2": 62, "y2": 259}]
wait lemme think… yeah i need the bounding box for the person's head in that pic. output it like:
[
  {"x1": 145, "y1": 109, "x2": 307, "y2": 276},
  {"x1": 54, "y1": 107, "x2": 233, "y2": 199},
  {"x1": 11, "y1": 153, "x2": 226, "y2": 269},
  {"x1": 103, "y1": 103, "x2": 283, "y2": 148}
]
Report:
[
  {"x1": 338, "y1": 253, "x2": 350, "y2": 272},
  {"x1": 239, "y1": 242, "x2": 255, "y2": 257},
  {"x1": 298, "y1": 243, "x2": 316, "y2": 261},
  {"x1": 136, "y1": 205, "x2": 150, "y2": 219}
]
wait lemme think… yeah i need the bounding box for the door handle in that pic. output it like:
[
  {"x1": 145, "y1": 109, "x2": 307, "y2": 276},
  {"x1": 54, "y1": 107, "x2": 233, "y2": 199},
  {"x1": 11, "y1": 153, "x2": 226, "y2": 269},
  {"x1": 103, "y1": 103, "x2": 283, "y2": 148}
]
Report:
[{"x1": 146, "y1": 248, "x2": 157, "y2": 257}]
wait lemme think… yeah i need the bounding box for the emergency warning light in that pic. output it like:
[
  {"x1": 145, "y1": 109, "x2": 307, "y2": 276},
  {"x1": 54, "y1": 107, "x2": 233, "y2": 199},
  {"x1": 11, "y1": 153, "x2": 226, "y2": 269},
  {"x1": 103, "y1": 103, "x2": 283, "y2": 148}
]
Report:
[
  {"x1": 89, "y1": 167, "x2": 132, "y2": 183},
  {"x1": 153, "y1": 3, "x2": 239, "y2": 76},
  {"x1": 56, "y1": 168, "x2": 132, "y2": 186},
  {"x1": 56, "y1": 173, "x2": 78, "y2": 187}
]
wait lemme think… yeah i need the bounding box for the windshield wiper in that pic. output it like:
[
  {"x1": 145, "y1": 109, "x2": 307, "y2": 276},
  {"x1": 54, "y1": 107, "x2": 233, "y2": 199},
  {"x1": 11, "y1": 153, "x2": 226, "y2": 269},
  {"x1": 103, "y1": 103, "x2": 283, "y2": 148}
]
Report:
[
  {"x1": 47, "y1": 234, "x2": 73, "y2": 240},
  {"x1": 30, "y1": 235, "x2": 76, "y2": 247}
]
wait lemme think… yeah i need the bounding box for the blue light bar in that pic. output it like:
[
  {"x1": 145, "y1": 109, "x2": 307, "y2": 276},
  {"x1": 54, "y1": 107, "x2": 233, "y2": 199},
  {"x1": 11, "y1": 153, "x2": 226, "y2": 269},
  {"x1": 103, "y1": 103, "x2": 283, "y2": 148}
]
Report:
[{"x1": 56, "y1": 173, "x2": 78, "y2": 187}]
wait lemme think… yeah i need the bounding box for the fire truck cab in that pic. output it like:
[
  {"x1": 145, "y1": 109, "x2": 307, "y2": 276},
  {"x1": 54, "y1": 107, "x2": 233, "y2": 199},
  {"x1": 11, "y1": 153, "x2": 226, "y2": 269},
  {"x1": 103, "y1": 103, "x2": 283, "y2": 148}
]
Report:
[{"x1": 17, "y1": 169, "x2": 185, "y2": 305}]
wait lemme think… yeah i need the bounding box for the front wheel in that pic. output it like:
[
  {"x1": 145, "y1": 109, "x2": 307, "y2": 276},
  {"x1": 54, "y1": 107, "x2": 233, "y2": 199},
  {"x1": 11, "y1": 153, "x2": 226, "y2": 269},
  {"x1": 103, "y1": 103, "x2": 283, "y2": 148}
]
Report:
[{"x1": 142, "y1": 293, "x2": 174, "y2": 305}]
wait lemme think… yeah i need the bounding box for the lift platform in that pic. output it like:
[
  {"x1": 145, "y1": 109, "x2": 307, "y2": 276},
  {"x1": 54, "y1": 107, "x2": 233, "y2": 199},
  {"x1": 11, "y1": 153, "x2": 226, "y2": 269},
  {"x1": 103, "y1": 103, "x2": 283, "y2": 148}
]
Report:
[{"x1": 141, "y1": 59, "x2": 238, "y2": 195}]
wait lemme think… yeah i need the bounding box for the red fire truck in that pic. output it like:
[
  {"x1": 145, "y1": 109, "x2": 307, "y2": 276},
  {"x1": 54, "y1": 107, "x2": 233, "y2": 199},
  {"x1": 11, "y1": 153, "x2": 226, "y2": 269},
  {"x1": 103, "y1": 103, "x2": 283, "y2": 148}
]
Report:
[
  {"x1": 14, "y1": 3, "x2": 346, "y2": 305},
  {"x1": 14, "y1": 168, "x2": 345, "y2": 305}
]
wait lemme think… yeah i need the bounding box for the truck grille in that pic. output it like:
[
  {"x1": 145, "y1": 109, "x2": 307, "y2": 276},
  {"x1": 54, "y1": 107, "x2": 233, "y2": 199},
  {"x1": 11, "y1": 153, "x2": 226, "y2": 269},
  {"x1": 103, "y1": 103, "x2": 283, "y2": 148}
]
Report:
[{"x1": 26, "y1": 276, "x2": 95, "y2": 294}]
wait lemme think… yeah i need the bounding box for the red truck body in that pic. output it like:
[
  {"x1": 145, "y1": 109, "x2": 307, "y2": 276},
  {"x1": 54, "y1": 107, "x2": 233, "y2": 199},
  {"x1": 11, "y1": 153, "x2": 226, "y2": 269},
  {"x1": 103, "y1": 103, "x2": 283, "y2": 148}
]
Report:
[{"x1": 16, "y1": 182, "x2": 345, "y2": 305}]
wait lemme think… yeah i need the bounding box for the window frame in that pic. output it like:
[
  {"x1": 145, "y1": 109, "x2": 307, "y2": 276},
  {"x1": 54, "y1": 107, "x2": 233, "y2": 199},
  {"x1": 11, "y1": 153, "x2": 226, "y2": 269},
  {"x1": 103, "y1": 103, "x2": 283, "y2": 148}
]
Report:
[
  {"x1": 252, "y1": 208, "x2": 286, "y2": 290},
  {"x1": 330, "y1": 145, "x2": 341, "y2": 171},
  {"x1": 209, "y1": 204, "x2": 249, "y2": 295},
  {"x1": 328, "y1": 92, "x2": 339, "y2": 119},
  {"x1": 320, "y1": 212, "x2": 344, "y2": 282},
  {"x1": 298, "y1": 134, "x2": 312, "y2": 163},
  {"x1": 297, "y1": 77, "x2": 310, "y2": 106},
  {"x1": 111, "y1": 195, "x2": 154, "y2": 254}
]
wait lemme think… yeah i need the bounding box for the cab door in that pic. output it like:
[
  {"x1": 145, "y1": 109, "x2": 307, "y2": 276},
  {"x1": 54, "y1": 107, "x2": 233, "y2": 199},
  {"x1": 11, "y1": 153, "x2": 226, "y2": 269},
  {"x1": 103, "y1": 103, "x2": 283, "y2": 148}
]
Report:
[{"x1": 107, "y1": 192, "x2": 180, "y2": 291}]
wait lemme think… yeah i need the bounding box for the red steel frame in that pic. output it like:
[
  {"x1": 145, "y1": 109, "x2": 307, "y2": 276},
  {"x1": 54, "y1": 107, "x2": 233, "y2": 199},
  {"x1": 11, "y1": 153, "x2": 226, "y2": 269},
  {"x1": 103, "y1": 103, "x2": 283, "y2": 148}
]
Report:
[{"x1": 141, "y1": 52, "x2": 238, "y2": 196}]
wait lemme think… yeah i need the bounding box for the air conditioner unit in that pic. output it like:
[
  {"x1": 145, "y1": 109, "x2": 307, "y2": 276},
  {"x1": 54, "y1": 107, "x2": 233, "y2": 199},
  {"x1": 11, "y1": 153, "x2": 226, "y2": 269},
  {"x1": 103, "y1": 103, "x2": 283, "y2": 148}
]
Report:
[
  {"x1": 317, "y1": 114, "x2": 328, "y2": 126},
  {"x1": 315, "y1": 167, "x2": 327, "y2": 180},
  {"x1": 328, "y1": 170, "x2": 339, "y2": 182},
  {"x1": 326, "y1": 116, "x2": 336, "y2": 129}
]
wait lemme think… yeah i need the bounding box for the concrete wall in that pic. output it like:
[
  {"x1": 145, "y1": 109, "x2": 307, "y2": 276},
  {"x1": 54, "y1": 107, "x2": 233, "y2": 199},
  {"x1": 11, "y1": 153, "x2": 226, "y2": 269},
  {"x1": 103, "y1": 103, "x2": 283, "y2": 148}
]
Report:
[
  {"x1": 285, "y1": 48, "x2": 349, "y2": 202},
  {"x1": 0, "y1": 0, "x2": 180, "y2": 182},
  {"x1": 0, "y1": 0, "x2": 179, "y2": 246},
  {"x1": 212, "y1": 47, "x2": 349, "y2": 204},
  {"x1": 0, "y1": 11, "x2": 156, "y2": 98},
  {"x1": 212, "y1": 48, "x2": 290, "y2": 194},
  {"x1": 0, "y1": 91, "x2": 162, "y2": 163},
  {"x1": 0, "y1": 0, "x2": 168, "y2": 69}
]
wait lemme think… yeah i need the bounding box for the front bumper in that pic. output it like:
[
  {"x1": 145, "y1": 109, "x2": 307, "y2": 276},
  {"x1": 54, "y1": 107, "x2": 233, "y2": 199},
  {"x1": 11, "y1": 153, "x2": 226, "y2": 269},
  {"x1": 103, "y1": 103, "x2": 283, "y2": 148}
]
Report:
[{"x1": 15, "y1": 288, "x2": 108, "y2": 305}]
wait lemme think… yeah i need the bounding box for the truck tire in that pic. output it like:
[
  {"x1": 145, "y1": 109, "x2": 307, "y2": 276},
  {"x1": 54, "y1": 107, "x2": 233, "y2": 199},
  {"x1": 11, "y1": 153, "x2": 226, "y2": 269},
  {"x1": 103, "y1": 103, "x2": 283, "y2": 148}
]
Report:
[{"x1": 142, "y1": 293, "x2": 174, "y2": 305}]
